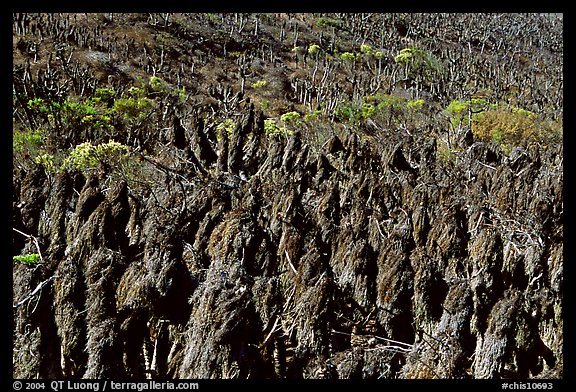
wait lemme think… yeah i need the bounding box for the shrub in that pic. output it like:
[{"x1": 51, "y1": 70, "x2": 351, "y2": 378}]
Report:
[
  {"x1": 127, "y1": 85, "x2": 145, "y2": 97},
  {"x1": 443, "y1": 97, "x2": 561, "y2": 149},
  {"x1": 62, "y1": 140, "x2": 130, "y2": 170},
  {"x1": 375, "y1": 94, "x2": 406, "y2": 111},
  {"x1": 215, "y1": 118, "x2": 236, "y2": 139},
  {"x1": 280, "y1": 111, "x2": 301, "y2": 124},
  {"x1": 251, "y1": 80, "x2": 268, "y2": 89},
  {"x1": 394, "y1": 47, "x2": 417, "y2": 64},
  {"x1": 33, "y1": 140, "x2": 136, "y2": 178},
  {"x1": 360, "y1": 103, "x2": 375, "y2": 119},
  {"x1": 472, "y1": 106, "x2": 561, "y2": 149},
  {"x1": 145, "y1": 75, "x2": 186, "y2": 101},
  {"x1": 62, "y1": 142, "x2": 99, "y2": 169},
  {"x1": 13, "y1": 128, "x2": 46, "y2": 155},
  {"x1": 394, "y1": 47, "x2": 443, "y2": 82},
  {"x1": 264, "y1": 118, "x2": 281, "y2": 136},
  {"x1": 308, "y1": 44, "x2": 321, "y2": 57},
  {"x1": 112, "y1": 96, "x2": 155, "y2": 121},
  {"x1": 260, "y1": 98, "x2": 270, "y2": 112},
  {"x1": 333, "y1": 94, "x2": 430, "y2": 129},
  {"x1": 444, "y1": 98, "x2": 493, "y2": 129},
  {"x1": 340, "y1": 52, "x2": 359, "y2": 63},
  {"x1": 394, "y1": 47, "x2": 440, "y2": 70},
  {"x1": 334, "y1": 103, "x2": 358, "y2": 122},
  {"x1": 406, "y1": 99, "x2": 425, "y2": 110},
  {"x1": 315, "y1": 17, "x2": 341, "y2": 29},
  {"x1": 360, "y1": 44, "x2": 374, "y2": 56},
  {"x1": 26, "y1": 96, "x2": 113, "y2": 131},
  {"x1": 445, "y1": 100, "x2": 470, "y2": 128},
  {"x1": 304, "y1": 109, "x2": 323, "y2": 122},
  {"x1": 334, "y1": 101, "x2": 378, "y2": 124},
  {"x1": 264, "y1": 118, "x2": 293, "y2": 138},
  {"x1": 34, "y1": 152, "x2": 58, "y2": 172},
  {"x1": 436, "y1": 143, "x2": 457, "y2": 168},
  {"x1": 26, "y1": 97, "x2": 50, "y2": 114},
  {"x1": 94, "y1": 87, "x2": 116, "y2": 105},
  {"x1": 149, "y1": 75, "x2": 167, "y2": 92}
]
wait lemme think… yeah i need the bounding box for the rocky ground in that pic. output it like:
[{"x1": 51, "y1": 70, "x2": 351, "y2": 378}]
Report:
[{"x1": 12, "y1": 13, "x2": 562, "y2": 379}]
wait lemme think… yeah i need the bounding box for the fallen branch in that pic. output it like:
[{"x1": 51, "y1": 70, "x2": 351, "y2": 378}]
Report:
[
  {"x1": 13, "y1": 275, "x2": 59, "y2": 309},
  {"x1": 13, "y1": 228, "x2": 45, "y2": 264},
  {"x1": 331, "y1": 329, "x2": 414, "y2": 353},
  {"x1": 284, "y1": 250, "x2": 298, "y2": 275},
  {"x1": 260, "y1": 315, "x2": 282, "y2": 347},
  {"x1": 476, "y1": 160, "x2": 497, "y2": 171}
]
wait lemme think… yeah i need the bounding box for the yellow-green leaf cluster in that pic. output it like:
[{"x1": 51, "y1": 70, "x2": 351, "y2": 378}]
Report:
[
  {"x1": 13, "y1": 253, "x2": 40, "y2": 266},
  {"x1": 62, "y1": 140, "x2": 130, "y2": 170}
]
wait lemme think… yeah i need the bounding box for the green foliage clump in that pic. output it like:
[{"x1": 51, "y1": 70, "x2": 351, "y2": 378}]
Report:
[
  {"x1": 94, "y1": 87, "x2": 116, "y2": 105},
  {"x1": 251, "y1": 80, "x2": 268, "y2": 89},
  {"x1": 62, "y1": 140, "x2": 130, "y2": 171},
  {"x1": 334, "y1": 103, "x2": 356, "y2": 122},
  {"x1": 373, "y1": 94, "x2": 406, "y2": 110},
  {"x1": 149, "y1": 75, "x2": 167, "y2": 92},
  {"x1": 260, "y1": 98, "x2": 270, "y2": 112},
  {"x1": 27, "y1": 96, "x2": 113, "y2": 131},
  {"x1": 65, "y1": 76, "x2": 177, "y2": 138},
  {"x1": 394, "y1": 47, "x2": 443, "y2": 81},
  {"x1": 308, "y1": 44, "x2": 321, "y2": 57},
  {"x1": 445, "y1": 100, "x2": 469, "y2": 126},
  {"x1": 280, "y1": 111, "x2": 301, "y2": 124},
  {"x1": 13, "y1": 128, "x2": 46, "y2": 155},
  {"x1": 112, "y1": 96, "x2": 154, "y2": 121},
  {"x1": 340, "y1": 52, "x2": 360, "y2": 63},
  {"x1": 394, "y1": 47, "x2": 436, "y2": 68},
  {"x1": 264, "y1": 118, "x2": 293, "y2": 139},
  {"x1": 147, "y1": 75, "x2": 186, "y2": 101},
  {"x1": 394, "y1": 47, "x2": 417, "y2": 64},
  {"x1": 445, "y1": 98, "x2": 493, "y2": 128},
  {"x1": 279, "y1": 112, "x2": 301, "y2": 137},
  {"x1": 358, "y1": 44, "x2": 386, "y2": 60},
  {"x1": 406, "y1": 99, "x2": 425, "y2": 110},
  {"x1": 334, "y1": 102, "x2": 359, "y2": 123},
  {"x1": 62, "y1": 142, "x2": 99, "y2": 169},
  {"x1": 315, "y1": 17, "x2": 341, "y2": 29},
  {"x1": 304, "y1": 109, "x2": 323, "y2": 122},
  {"x1": 15, "y1": 77, "x2": 189, "y2": 184},
  {"x1": 264, "y1": 119, "x2": 281, "y2": 136},
  {"x1": 334, "y1": 102, "x2": 375, "y2": 123},
  {"x1": 111, "y1": 76, "x2": 183, "y2": 123},
  {"x1": 436, "y1": 143, "x2": 458, "y2": 168},
  {"x1": 13, "y1": 253, "x2": 40, "y2": 266},
  {"x1": 360, "y1": 103, "x2": 375, "y2": 119},
  {"x1": 374, "y1": 50, "x2": 385, "y2": 59},
  {"x1": 334, "y1": 93, "x2": 430, "y2": 129},
  {"x1": 360, "y1": 44, "x2": 374, "y2": 56},
  {"x1": 215, "y1": 118, "x2": 236, "y2": 139},
  {"x1": 34, "y1": 153, "x2": 58, "y2": 173}
]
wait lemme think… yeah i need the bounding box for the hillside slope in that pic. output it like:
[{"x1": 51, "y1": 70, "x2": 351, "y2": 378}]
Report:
[{"x1": 12, "y1": 13, "x2": 562, "y2": 379}]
